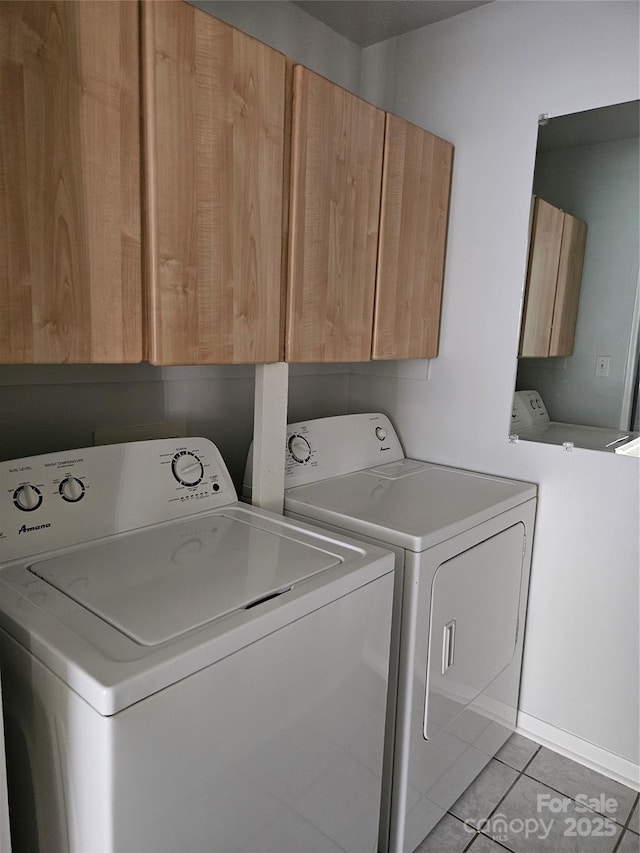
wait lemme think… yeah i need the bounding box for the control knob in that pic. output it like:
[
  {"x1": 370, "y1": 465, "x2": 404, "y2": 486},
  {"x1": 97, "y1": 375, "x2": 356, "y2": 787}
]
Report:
[
  {"x1": 172, "y1": 451, "x2": 204, "y2": 487},
  {"x1": 59, "y1": 477, "x2": 85, "y2": 503},
  {"x1": 13, "y1": 484, "x2": 43, "y2": 512},
  {"x1": 288, "y1": 434, "x2": 311, "y2": 464}
]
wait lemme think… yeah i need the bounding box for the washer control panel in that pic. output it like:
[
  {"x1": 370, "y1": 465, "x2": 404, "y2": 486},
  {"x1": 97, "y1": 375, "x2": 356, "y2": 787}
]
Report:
[{"x1": 1, "y1": 438, "x2": 236, "y2": 563}]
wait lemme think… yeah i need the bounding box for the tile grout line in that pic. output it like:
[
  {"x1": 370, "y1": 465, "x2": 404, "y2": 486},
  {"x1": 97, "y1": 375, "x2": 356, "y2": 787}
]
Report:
[
  {"x1": 443, "y1": 742, "x2": 637, "y2": 853},
  {"x1": 447, "y1": 745, "x2": 543, "y2": 853},
  {"x1": 475, "y1": 745, "x2": 543, "y2": 852},
  {"x1": 498, "y1": 745, "x2": 636, "y2": 853},
  {"x1": 516, "y1": 743, "x2": 637, "y2": 829},
  {"x1": 612, "y1": 791, "x2": 640, "y2": 853},
  {"x1": 518, "y1": 769, "x2": 637, "y2": 829},
  {"x1": 485, "y1": 745, "x2": 543, "y2": 819},
  {"x1": 623, "y1": 792, "x2": 639, "y2": 832}
]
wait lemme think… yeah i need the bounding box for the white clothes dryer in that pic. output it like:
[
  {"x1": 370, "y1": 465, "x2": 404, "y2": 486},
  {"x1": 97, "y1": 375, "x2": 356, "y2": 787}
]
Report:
[
  {"x1": 244, "y1": 413, "x2": 537, "y2": 853},
  {"x1": 0, "y1": 437, "x2": 394, "y2": 853}
]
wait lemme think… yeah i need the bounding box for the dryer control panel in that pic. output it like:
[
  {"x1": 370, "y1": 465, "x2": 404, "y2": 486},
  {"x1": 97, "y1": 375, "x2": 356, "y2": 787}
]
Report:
[
  {"x1": 243, "y1": 413, "x2": 405, "y2": 497},
  {"x1": 1, "y1": 438, "x2": 237, "y2": 563}
]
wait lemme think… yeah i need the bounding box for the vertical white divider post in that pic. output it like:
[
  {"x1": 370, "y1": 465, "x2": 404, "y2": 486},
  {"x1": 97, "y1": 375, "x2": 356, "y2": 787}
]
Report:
[
  {"x1": 252, "y1": 362, "x2": 289, "y2": 513},
  {"x1": 0, "y1": 680, "x2": 11, "y2": 851}
]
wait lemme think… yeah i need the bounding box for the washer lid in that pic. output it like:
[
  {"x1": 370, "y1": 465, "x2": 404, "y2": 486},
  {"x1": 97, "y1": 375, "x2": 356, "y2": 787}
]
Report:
[
  {"x1": 285, "y1": 462, "x2": 537, "y2": 551},
  {"x1": 1, "y1": 506, "x2": 393, "y2": 717},
  {"x1": 28, "y1": 513, "x2": 342, "y2": 646}
]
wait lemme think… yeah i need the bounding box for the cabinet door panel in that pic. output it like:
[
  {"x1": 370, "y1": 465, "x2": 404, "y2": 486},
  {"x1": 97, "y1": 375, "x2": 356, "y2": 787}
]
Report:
[
  {"x1": 143, "y1": 1, "x2": 285, "y2": 365},
  {"x1": 0, "y1": 1, "x2": 142, "y2": 363},
  {"x1": 286, "y1": 66, "x2": 384, "y2": 362},
  {"x1": 549, "y1": 213, "x2": 587, "y2": 356},
  {"x1": 372, "y1": 114, "x2": 452, "y2": 360},
  {"x1": 519, "y1": 197, "x2": 563, "y2": 357}
]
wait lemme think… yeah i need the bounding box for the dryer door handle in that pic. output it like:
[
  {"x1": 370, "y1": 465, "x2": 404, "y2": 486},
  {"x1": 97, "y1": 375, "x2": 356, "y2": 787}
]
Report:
[{"x1": 442, "y1": 619, "x2": 456, "y2": 674}]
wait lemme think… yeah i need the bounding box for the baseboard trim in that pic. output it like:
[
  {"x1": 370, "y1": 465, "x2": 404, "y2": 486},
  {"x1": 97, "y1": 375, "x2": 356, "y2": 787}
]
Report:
[{"x1": 516, "y1": 711, "x2": 639, "y2": 791}]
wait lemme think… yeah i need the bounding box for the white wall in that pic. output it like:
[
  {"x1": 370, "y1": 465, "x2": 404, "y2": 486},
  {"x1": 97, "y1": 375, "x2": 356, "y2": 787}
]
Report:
[
  {"x1": 354, "y1": 1, "x2": 640, "y2": 776},
  {"x1": 518, "y1": 137, "x2": 639, "y2": 429}
]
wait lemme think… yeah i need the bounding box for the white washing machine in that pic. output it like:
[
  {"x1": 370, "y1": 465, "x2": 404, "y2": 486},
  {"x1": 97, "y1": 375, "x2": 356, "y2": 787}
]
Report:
[
  {"x1": 244, "y1": 413, "x2": 537, "y2": 853},
  {"x1": 0, "y1": 437, "x2": 394, "y2": 853}
]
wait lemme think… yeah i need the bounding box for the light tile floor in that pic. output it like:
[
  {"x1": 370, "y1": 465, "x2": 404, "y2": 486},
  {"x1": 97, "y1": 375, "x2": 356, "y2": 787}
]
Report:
[{"x1": 416, "y1": 734, "x2": 639, "y2": 853}]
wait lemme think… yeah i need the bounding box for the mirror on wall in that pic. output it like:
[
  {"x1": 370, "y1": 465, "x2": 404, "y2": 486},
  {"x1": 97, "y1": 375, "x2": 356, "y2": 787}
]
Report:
[{"x1": 512, "y1": 100, "x2": 640, "y2": 452}]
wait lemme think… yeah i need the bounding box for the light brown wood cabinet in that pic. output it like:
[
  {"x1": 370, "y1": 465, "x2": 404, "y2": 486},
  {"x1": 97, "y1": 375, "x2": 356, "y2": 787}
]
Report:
[
  {"x1": 142, "y1": 1, "x2": 287, "y2": 365},
  {"x1": 0, "y1": 0, "x2": 142, "y2": 363},
  {"x1": 286, "y1": 65, "x2": 385, "y2": 362},
  {"x1": 286, "y1": 66, "x2": 453, "y2": 363},
  {"x1": 1, "y1": 2, "x2": 452, "y2": 367},
  {"x1": 373, "y1": 113, "x2": 453, "y2": 360},
  {"x1": 519, "y1": 196, "x2": 587, "y2": 358},
  {"x1": 0, "y1": 0, "x2": 287, "y2": 367}
]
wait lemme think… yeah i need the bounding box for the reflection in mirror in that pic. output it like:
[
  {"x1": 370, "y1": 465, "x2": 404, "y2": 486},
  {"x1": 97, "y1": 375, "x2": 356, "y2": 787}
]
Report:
[{"x1": 513, "y1": 100, "x2": 640, "y2": 453}]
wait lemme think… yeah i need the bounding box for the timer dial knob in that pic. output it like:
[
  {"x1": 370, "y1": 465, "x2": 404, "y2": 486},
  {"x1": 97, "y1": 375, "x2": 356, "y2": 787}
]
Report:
[
  {"x1": 13, "y1": 484, "x2": 43, "y2": 512},
  {"x1": 172, "y1": 451, "x2": 204, "y2": 487},
  {"x1": 60, "y1": 477, "x2": 85, "y2": 502},
  {"x1": 375, "y1": 426, "x2": 387, "y2": 441},
  {"x1": 288, "y1": 434, "x2": 311, "y2": 464}
]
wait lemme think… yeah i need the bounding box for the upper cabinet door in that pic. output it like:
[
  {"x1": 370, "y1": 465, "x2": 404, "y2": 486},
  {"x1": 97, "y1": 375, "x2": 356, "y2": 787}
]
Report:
[
  {"x1": 143, "y1": 1, "x2": 286, "y2": 365},
  {"x1": 519, "y1": 196, "x2": 587, "y2": 358},
  {"x1": 372, "y1": 114, "x2": 453, "y2": 360},
  {"x1": 549, "y1": 212, "x2": 587, "y2": 357},
  {"x1": 519, "y1": 197, "x2": 564, "y2": 357},
  {"x1": 0, "y1": 1, "x2": 142, "y2": 363},
  {"x1": 286, "y1": 66, "x2": 385, "y2": 362}
]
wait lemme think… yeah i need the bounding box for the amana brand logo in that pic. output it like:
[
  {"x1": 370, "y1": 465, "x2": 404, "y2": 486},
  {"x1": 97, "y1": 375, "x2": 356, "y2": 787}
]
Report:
[{"x1": 18, "y1": 522, "x2": 51, "y2": 535}]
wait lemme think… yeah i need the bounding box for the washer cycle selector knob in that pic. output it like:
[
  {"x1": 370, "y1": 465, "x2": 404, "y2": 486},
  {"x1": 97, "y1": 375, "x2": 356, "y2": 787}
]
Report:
[
  {"x1": 172, "y1": 451, "x2": 204, "y2": 487},
  {"x1": 13, "y1": 484, "x2": 43, "y2": 512},
  {"x1": 288, "y1": 435, "x2": 311, "y2": 464},
  {"x1": 59, "y1": 477, "x2": 85, "y2": 503},
  {"x1": 375, "y1": 427, "x2": 387, "y2": 441}
]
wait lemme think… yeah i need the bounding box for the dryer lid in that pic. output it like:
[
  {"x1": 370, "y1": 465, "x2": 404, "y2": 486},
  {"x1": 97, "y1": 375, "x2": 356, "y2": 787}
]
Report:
[
  {"x1": 285, "y1": 463, "x2": 536, "y2": 551},
  {"x1": 28, "y1": 513, "x2": 342, "y2": 646}
]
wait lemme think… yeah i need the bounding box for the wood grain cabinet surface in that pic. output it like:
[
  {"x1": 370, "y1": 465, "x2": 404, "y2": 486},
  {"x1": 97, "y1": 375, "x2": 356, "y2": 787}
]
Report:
[
  {"x1": 286, "y1": 65, "x2": 385, "y2": 362},
  {"x1": 0, "y1": 0, "x2": 142, "y2": 363},
  {"x1": 142, "y1": 0, "x2": 286, "y2": 365},
  {"x1": 286, "y1": 66, "x2": 452, "y2": 363},
  {"x1": 1, "y1": 1, "x2": 452, "y2": 367},
  {"x1": 373, "y1": 113, "x2": 453, "y2": 360},
  {"x1": 520, "y1": 196, "x2": 587, "y2": 358}
]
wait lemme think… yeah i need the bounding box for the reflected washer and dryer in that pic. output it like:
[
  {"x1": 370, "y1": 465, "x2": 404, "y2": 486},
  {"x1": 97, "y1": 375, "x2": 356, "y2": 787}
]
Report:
[
  {"x1": 245, "y1": 414, "x2": 537, "y2": 853},
  {"x1": 0, "y1": 438, "x2": 394, "y2": 853},
  {"x1": 511, "y1": 389, "x2": 638, "y2": 451}
]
